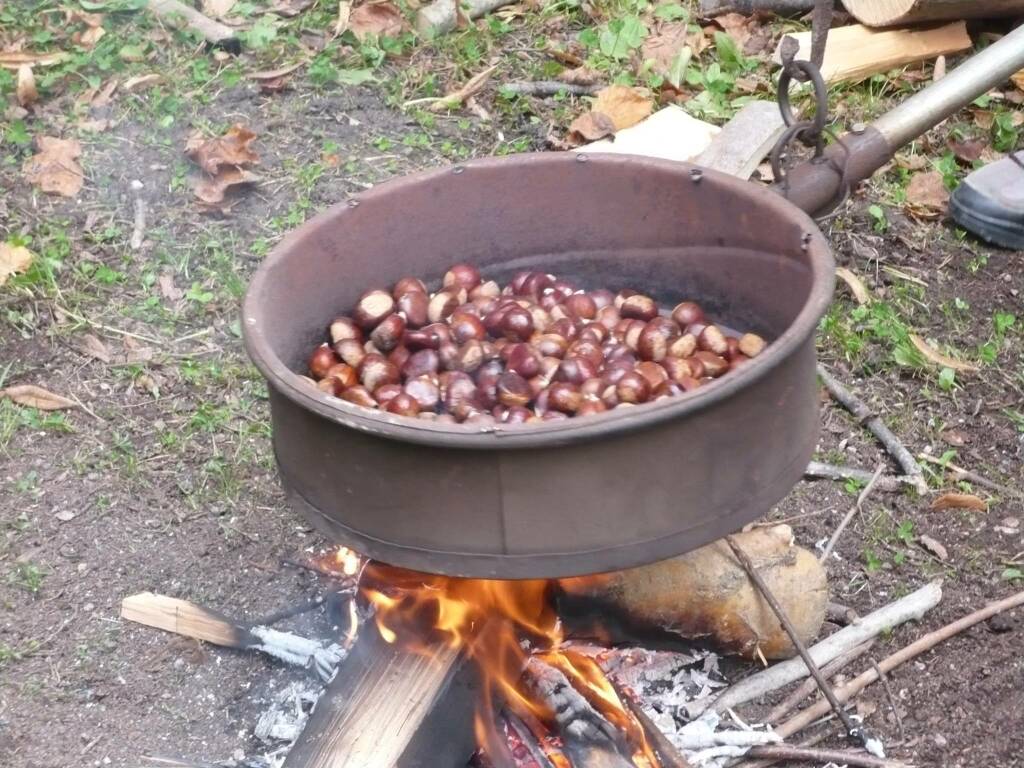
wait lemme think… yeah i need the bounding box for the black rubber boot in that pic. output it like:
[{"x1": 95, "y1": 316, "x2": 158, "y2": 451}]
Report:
[{"x1": 949, "y1": 152, "x2": 1024, "y2": 250}]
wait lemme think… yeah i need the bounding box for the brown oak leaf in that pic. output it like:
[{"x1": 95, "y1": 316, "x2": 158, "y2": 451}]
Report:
[
  {"x1": 566, "y1": 111, "x2": 616, "y2": 145},
  {"x1": 349, "y1": 2, "x2": 405, "y2": 42},
  {"x1": 185, "y1": 124, "x2": 259, "y2": 175},
  {"x1": 592, "y1": 85, "x2": 653, "y2": 131},
  {"x1": 22, "y1": 136, "x2": 84, "y2": 198}
]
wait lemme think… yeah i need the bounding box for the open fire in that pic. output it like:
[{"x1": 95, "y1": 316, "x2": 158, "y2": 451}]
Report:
[{"x1": 357, "y1": 560, "x2": 662, "y2": 767}]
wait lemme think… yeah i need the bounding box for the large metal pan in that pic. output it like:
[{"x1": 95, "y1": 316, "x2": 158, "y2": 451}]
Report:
[{"x1": 243, "y1": 29, "x2": 1024, "y2": 579}]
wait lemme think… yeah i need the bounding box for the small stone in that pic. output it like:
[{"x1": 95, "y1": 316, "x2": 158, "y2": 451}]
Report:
[
  {"x1": 83, "y1": 602, "x2": 95, "y2": 612},
  {"x1": 55, "y1": 510, "x2": 76, "y2": 522},
  {"x1": 933, "y1": 733, "x2": 948, "y2": 748},
  {"x1": 987, "y1": 613, "x2": 1016, "y2": 634}
]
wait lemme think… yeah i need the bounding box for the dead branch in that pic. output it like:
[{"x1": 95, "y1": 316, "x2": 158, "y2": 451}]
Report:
[
  {"x1": 803, "y1": 461, "x2": 910, "y2": 492},
  {"x1": 725, "y1": 536, "x2": 884, "y2": 757},
  {"x1": 742, "y1": 745, "x2": 911, "y2": 767},
  {"x1": 146, "y1": 0, "x2": 239, "y2": 51},
  {"x1": 817, "y1": 365, "x2": 927, "y2": 494},
  {"x1": 283, "y1": 621, "x2": 479, "y2": 768},
  {"x1": 775, "y1": 589, "x2": 1024, "y2": 740},
  {"x1": 700, "y1": 0, "x2": 819, "y2": 16},
  {"x1": 696, "y1": 581, "x2": 942, "y2": 717},
  {"x1": 917, "y1": 453, "x2": 1022, "y2": 499},
  {"x1": 819, "y1": 464, "x2": 885, "y2": 563},
  {"x1": 612, "y1": 682, "x2": 693, "y2": 768},
  {"x1": 764, "y1": 639, "x2": 875, "y2": 724},
  {"x1": 870, "y1": 657, "x2": 906, "y2": 744},
  {"x1": 502, "y1": 81, "x2": 602, "y2": 97}
]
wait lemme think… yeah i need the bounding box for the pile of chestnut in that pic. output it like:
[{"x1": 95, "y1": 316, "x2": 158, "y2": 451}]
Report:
[{"x1": 303, "y1": 264, "x2": 767, "y2": 425}]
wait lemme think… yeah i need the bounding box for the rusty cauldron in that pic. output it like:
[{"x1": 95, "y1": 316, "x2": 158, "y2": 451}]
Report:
[{"x1": 242, "y1": 32, "x2": 1024, "y2": 579}]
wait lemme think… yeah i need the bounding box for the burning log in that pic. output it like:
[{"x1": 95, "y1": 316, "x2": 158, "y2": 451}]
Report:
[
  {"x1": 558, "y1": 526, "x2": 827, "y2": 661},
  {"x1": 283, "y1": 621, "x2": 480, "y2": 768}
]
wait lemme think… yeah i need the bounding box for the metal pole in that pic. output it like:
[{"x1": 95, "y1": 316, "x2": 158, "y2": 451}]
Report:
[{"x1": 872, "y1": 25, "x2": 1024, "y2": 150}]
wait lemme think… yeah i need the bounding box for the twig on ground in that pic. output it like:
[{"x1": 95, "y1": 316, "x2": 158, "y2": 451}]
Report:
[
  {"x1": 130, "y1": 190, "x2": 147, "y2": 251},
  {"x1": 725, "y1": 536, "x2": 885, "y2": 757},
  {"x1": 53, "y1": 303, "x2": 165, "y2": 346},
  {"x1": 825, "y1": 602, "x2": 859, "y2": 626},
  {"x1": 917, "y1": 453, "x2": 1021, "y2": 498},
  {"x1": 817, "y1": 364, "x2": 928, "y2": 494},
  {"x1": 803, "y1": 461, "x2": 909, "y2": 493},
  {"x1": 764, "y1": 639, "x2": 875, "y2": 724},
  {"x1": 774, "y1": 589, "x2": 1024, "y2": 741},
  {"x1": 501, "y1": 81, "x2": 601, "y2": 97},
  {"x1": 695, "y1": 582, "x2": 942, "y2": 717},
  {"x1": 741, "y1": 745, "x2": 911, "y2": 768},
  {"x1": 870, "y1": 658, "x2": 906, "y2": 744},
  {"x1": 820, "y1": 464, "x2": 886, "y2": 563}
]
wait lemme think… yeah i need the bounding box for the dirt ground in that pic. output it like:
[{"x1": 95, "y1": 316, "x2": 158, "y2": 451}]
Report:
[{"x1": 2, "y1": 3, "x2": 1023, "y2": 767}]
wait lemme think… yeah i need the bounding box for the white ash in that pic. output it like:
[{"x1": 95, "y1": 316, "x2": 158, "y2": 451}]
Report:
[
  {"x1": 248, "y1": 626, "x2": 347, "y2": 682},
  {"x1": 253, "y1": 681, "x2": 320, "y2": 744}
]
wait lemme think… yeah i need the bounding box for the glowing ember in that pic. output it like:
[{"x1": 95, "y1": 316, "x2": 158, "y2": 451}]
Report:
[{"x1": 359, "y1": 561, "x2": 660, "y2": 766}]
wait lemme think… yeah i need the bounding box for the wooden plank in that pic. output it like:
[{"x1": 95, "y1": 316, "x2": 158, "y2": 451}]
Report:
[
  {"x1": 121, "y1": 591, "x2": 253, "y2": 648},
  {"x1": 772, "y1": 21, "x2": 971, "y2": 83},
  {"x1": 842, "y1": 0, "x2": 1024, "y2": 27},
  {"x1": 694, "y1": 100, "x2": 786, "y2": 179},
  {"x1": 283, "y1": 622, "x2": 480, "y2": 768}
]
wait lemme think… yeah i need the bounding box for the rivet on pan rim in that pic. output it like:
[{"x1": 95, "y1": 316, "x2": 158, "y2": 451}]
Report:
[
  {"x1": 347, "y1": 199, "x2": 360, "y2": 208},
  {"x1": 453, "y1": 166, "x2": 466, "y2": 174},
  {"x1": 690, "y1": 168, "x2": 703, "y2": 183},
  {"x1": 575, "y1": 154, "x2": 589, "y2": 163}
]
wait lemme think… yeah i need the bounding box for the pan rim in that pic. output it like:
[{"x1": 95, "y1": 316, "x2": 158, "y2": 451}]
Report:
[{"x1": 242, "y1": 152, "x2": 835, "y2": 449}]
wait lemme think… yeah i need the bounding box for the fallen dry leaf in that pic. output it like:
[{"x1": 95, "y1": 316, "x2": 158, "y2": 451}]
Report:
[
  {"x1": 248, "y1": 61, "x2": 306, "y2": 85},
  {"x1": 947, "y1": 136, "x2": 987, "y2": 163},
  {"x1": 80, "y1": 333, "x2": 111, "y2": 363},
  {"x1": 641, "y1": 22, "x2": 690, "y2": 83},
  {"x1": 0, "y1": 384, "x2": 76, "y2": 411},
  {"x1": 123, "y1": 73, "x2": 162, "y2": 92},
  {"x1": 16, "y1": 65, "x2": 37, "y2": 107},
  {"x1": 904, "y1": 170, "x2": 949, "y2": 217},
  {"x1": 349, "y1": 2, "x2": 405, "y2": 42},
  {"x1": 73, "y1": 25, "x2": 106, "y2": 49},
  {"x1": 0, "y1": 242, "x2": 34, "y2": 286},
  {"x1": 559, "y1": 66, "x2": 602, "y2": 86},
  {"x1": 22, "y1": 136, "x2": 84, "y2": 198},
  {"x1": 567, "y1": 111, "x2": 616, "y2": 144},
  {"x1": 91, "y1": 77, "x2": 119, "y2": 109},
  {"x1": 194, "y1": 167, "x2": 261, "y2": 207},
  {"x1": 201, "y1": 0, "x2": 237, "y2": 16},
  {"x1": 918, "y1": 534, "x2": 949, "y2": 561},
  {"x1": 185, "y1": 124, "x2": 259, "y2": 175},
  {"x1": 931, "y1": 492, "x2": 987, "y2": 512},
  {"x1": 971, "y1": 108, "x2": 994, "y2": 130},
  {"x1": 0, "y1": 51, "x2": 67, "y2": 69},
  {"x1": 835, "y1": 267, "x2": 870, "y2": 305},
  {"x1": 713, "y1": 12, "x2": 752, "y2": 48},
  {"x1": 910, "y1": 334, "x2": 978, "y2": 372},
  {"x1": 592, "y1": 85, "x2": 653, "y2": 131},
  {"x1": 940, "y1": 428, "x2": 967, "y2": 446},
  {"x1": 1012, "y1": 69, "x2": 1024, "y2": 93},
  {"x1": 158, "y1": 273, "x2": 184, "y2": 302}
]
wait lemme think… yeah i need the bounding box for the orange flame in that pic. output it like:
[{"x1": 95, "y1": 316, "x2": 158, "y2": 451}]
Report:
[{"x1": 360, "y1": 562, "x2": 660, "y2": 767}]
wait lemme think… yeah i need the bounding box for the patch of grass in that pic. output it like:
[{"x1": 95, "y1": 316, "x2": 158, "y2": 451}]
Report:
[
  {"x1": 9, "y1": 562, "x2": 46, "y2": 595},
  {"x1": 0, "y1": 402, "x2": 75, "y2": 451}
]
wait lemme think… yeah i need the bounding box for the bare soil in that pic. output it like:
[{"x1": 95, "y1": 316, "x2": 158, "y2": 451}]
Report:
[{"x1": 2, "y1": 45, "x2": 1023, "y2": 768}]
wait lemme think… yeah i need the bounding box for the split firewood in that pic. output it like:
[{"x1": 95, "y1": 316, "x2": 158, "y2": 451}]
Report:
[
  {"x1": 146, "y1": 0, "x2": 239, "y2": 51},
  {"x1": 120, "y1": 592, "x2": 345, "y2": 681},
  {"x1": 772, "y1": 21, "x2": 971, "y2": 83},
  {"x1": 695, "y1": 580, "x2": 942, "y2": 717},
  {"x1": 559, "y1": 525, "x2": 827, "y2": 661},
  {"x1": 283, "y1": 621, "x2": 479, "y2": 768},
  {"x1": 843, "y1": 0, "x2": 1024, "y2": 27},
  {"x1": 523, "y1": 657, "x2": 634, "y2": 768}
]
